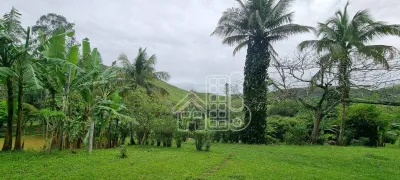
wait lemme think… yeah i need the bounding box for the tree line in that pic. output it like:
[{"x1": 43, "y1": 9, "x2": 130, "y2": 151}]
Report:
[{"x1": 0, "y1": 9, "x2": 185, "y2": 152}]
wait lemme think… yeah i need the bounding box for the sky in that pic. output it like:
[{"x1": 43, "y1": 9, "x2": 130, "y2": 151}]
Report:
[{"x1": 1, "y1": 0, "x2": 400, "y2": 92}]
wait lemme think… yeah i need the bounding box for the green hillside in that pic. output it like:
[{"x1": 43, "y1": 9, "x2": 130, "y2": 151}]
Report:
[
  {"x1": 152, "y1": 80, "x2": 207, "y2": 104},
  {"x1": 156, "y1": 80, "x2": 400, "y2": 109}
]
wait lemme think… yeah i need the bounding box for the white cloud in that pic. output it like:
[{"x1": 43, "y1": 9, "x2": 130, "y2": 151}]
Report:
[{"x1": 1, "y1": 0, "x2": 399, "y2": 91}]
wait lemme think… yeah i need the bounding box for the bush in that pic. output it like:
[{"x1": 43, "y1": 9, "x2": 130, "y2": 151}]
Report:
[
  {"x1": 267, "y1": 100, "x2": 300, "y2": 117},
  {"x1": 350, "y1": 137, "x2": 370, "y2": 146},
  {"x1": 0, "y1": 101, "x2": 7, "y2": 133},
  {"x1": 346, "y1": 104, "x2": 389, "y2": 147},
  {"x1": 265, "y1": 115, "x2": 301, "y2": 144},
  {"x1": 174, "y1": 131, "x2": 187, "y2": 148},
  {"x1": 205, "y1": 140, "x2": 211, "y2": 151},
  {"x1": 284, "y1": 122, "x2": 310, "y2": 145},
  {"x1": 384, "y1": 131, "x2": 398, "y2": 145},
  {"x1": 119, "y1": 143, "x2": 128, "y2": 158},
  {"x1": 212, "y1": 130, "x2": 240, "y2": 143},
  {"x1": 194, "y1": 130, "x2": 213, "y2": 151},
  {"x1": 385, "y1": 123, "x2": 400, "y2": 145}
]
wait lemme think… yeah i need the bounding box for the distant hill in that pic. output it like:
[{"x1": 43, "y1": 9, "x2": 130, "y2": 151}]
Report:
[
  {"x1": 152, "y1": 80, "x2": 208, "y2": 104},
  {"x1": 158, "y1": 80, "x2": 400, "y2": 106}
]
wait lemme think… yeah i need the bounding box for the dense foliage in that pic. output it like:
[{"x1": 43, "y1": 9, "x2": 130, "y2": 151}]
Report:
[{"x1": 1, "y1": 1, "x2": 400, "y2": 158}]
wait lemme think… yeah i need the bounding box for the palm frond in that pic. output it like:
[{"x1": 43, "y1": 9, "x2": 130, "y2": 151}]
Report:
[
  {"x1": 154, "y1": 71, "x2": 170, "y2": 81},
  {"x1": 0, "y1": 67, "x2": 15, "y2": 79},
  {"x1": 358, "y1": 45, "x2": 399, "y2": 69},
  {"x1": 22, "y1": 62, "x2": 42, "y2": 90},
  {"x1": 222, "y1": 35, "x2": 248, "y2": 46},
  {"x1": 233, "y1": 40, "x2": 249, "y2": 55},
  {"x1": 270, "y1": 24, "x2": 315, "y2": 37},
  {"x1": 270, "y1": 0, "x2": 294, "y2": 17},
  {"x1": 118, "y1": 53, "x2": 132, "y2": 68}
]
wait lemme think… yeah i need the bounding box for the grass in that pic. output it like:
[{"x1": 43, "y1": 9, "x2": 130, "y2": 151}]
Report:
[{"x1": 0, "y1": 140, "x2": 399, "y2": 179}]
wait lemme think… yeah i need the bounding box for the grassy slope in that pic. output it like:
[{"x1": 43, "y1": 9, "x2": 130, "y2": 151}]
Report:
[
  {"x1": 0, "y1": 141, "x2": 399, "y2": 179},
  {"x1": 152, "y1": 80, "x2": 207, "y2": 104}
]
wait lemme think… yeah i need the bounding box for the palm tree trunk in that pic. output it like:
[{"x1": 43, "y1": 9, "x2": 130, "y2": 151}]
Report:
[
  {"x1": 14, "y1": 76, "x2": 24, "y2": 150},
  {"x1": 88, "y1": 117, "x2": 94, "y2": 153},
  {"x1": 241, "y1": 39, "x2": 268, "y2": 144},
  {"x1": 339, "y1": 90, "x2": 349, "y2": 145},
  {"x1": 338, "y1": 59, "x2": 350, "y2": 145},
  {"x1": 2, "y1": 77, "x2": 14, "y2": 151}
]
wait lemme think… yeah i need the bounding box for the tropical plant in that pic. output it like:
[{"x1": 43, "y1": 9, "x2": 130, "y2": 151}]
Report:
[
  {"x1": 0, "y1": 7, "x2": 26, "y2": 151},
  {"x1": 211, "y1": 0, "x2": 314, "y2": 143},
  {"x1": 346, "y1": 104, "x2": 389, "y2": 147},
  {"x1": 118, "y1": 47, "x2": 171, "y2": 145},
  {"x1": 118, "y1": 47, "x2": 170, "y2": 94},
  {"x1": 38, "y1": 108, "x2": 66, "y2": 152},
  {"x1": 299, "y1": 2, "x2": 400, "y2": 144},
  {"x1": 14, "y1": 26, "x2": 43, "y2": 150},
  {"x1": 39, "y1": 29, "x2": 80, "y2": 150}
]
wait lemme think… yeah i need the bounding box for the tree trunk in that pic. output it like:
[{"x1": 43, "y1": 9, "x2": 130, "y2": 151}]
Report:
[
  {"x1": 14, "y1": 76, "x2": 24, "y2": 150},
  {"x1": 140, "y1": 129, "x2": 147, "y2": 146},
  {"x1": 311, "y1": 110, "x2": 323, "y2": 144},
  {"x1": 339, "y1": 99, "x2": 348, "y2": 145},
  {"x1": 2, "y1": 77, "x2": 14, "y2": 151},
  {"x1": 88, "y1": 118, "x2": 94, "y2": 153},
  {"x1": 59, "y1": 121, "x2": 64, "y2": 150},
  {"x1": 241, "y1": 38, "x2": 268, "y2": 144},
  {"x1": 129, "y1": 122, "x2": 135, "y2": 145},
  {"x1": 59, "y1": 65, "x2": 71, "y2": 151},
  {"x1": 338, "y1": 59, "x2": 350, "y2": 145}
]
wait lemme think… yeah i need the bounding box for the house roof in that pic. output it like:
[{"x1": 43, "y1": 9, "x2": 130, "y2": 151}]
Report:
[{"x1": 172, "y1": 91, "x2": 207, "y2": 113}]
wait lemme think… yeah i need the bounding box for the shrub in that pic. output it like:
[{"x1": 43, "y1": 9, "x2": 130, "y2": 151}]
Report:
[
  {"x1": 174, "y1": 131, "x2": 186, "y2": 148},
  {"x1": 265, "y1": 115, "x2": 300, "y2": 144},
  {"x1": 346, "y1": 104, "x2": 389, "y2": 147},
  {"x1": 385, "y1": 123, "x2": 400, "y2": 145},
  {"x1": 205, "y1": 140, "x2": 211, "y2": 151},
  {"x1": 384, "y1": 131, "x2": 398, "y2": 145},
  {"x1": 119, "y1": 143, "x2": 128, "y2": 158},
  {"x1": 267, "y1": 100, "x2": 300, "y2": 117},
  {"x1": 350, "y1": 137, "x2": 370, "y2": 146},
  {"x1": 284, "y1": 122, "x2": 310, "y2": 145},
  {"x1": 0, "y1": 101, "x2": 8, "y2": 134},
  {"x1": 194, "y1": 130, "x2": 213, "y2": 151},
  {"x1": 213, "y1": 132, "x2": 222, "y2": 142},
  {"x1": 212, "y1": 130, "x2": 240, "y2": 143}
]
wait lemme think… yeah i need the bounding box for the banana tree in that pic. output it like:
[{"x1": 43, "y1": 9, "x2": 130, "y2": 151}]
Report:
[
  {"x1": 0, "y1": 8, "x2": 26, "y2": 151},
  {"x1": 40, "y1": 29, "x2": 79, "y2": 150},
  {"x1": 14, "y1": 26, "x2": 43, "y2": 150},
  {"x1": 96, "y1": 91, "x2": 134, "y2": 148},
  {"x1": 71, "y1": 39, "x2": 133, "y2": 152}
]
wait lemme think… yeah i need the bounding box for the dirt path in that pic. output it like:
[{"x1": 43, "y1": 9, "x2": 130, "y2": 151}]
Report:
[{"x1": 196, "y1": 152, "x2": 236, "y2": 179}]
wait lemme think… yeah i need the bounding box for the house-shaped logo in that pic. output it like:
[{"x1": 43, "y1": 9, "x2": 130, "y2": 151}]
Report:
[{"x1": 172, "y1": 90, "x2": 207, "y2": 131}]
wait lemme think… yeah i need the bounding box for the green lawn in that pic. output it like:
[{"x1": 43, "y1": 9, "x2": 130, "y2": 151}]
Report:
[{"x1": 0, "y1": 141, "x2": 399, "y2": 180}]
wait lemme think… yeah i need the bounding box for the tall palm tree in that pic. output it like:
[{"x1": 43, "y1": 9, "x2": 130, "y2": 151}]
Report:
[
  {"x1": 118, "y1": 47, "x2": 170, "y2": 94},
  {"x1": 299, "y1": 2, "x2": 400, "y2": 145},
  {"x1": 118, "y1": 47, "x2": 170, "y2": 145},
  {"x1": 212, "y1": 0, "x2": 313, "y2": 143}
]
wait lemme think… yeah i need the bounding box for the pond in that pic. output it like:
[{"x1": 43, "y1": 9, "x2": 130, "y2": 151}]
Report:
[{"x1": 0, "y1": 135, "x2": 45, "y2": 151}]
